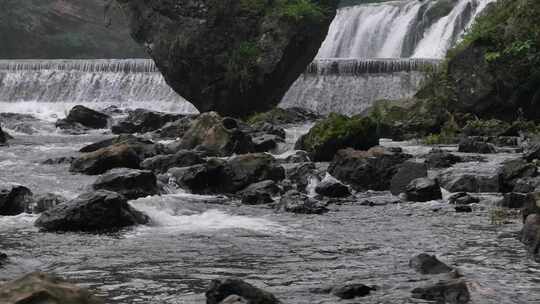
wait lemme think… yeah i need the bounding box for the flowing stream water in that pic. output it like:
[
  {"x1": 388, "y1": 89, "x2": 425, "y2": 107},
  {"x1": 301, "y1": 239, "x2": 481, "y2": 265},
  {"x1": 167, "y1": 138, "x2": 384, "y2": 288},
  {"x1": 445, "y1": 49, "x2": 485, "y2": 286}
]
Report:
[{"x1": 1, "y1": 0, "x2": 539, "y2": 302}]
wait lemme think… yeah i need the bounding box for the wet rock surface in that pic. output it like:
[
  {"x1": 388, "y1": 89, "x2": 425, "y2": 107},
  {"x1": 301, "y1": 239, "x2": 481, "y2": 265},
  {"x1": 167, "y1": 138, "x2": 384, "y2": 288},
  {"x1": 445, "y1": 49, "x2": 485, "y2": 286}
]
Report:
[
  {"x1": 314, "y1": 176, "x2": 350, "y2": 198},
  {"x1": 390, "y1": 161, "x2": 428, "y2": 195},
  {"x1": 111, "y1": 109, "x2": 185, "y2": 134},
  {"x1": 35, "y1": 190, "x2": 149, "y2": 232},
  {"x1": 331, "y1": 283, "x2": 375, "y2": 299},
  {"x1": 0, "y1": 272, "x2": 104, "y2": 304},
  {"x1": 412, "y1": 279, "x2": 470, "y2": 304},
  {"x1": 33, "y1": 193, "x2": 67, "y2": 214},
  {"x1": 56, "y1": 105, "x2": 110, "y2": 130},
  {"x1": 141, "y1": 150, "x2": 205, "y2": 174},
  {"x1": 458, "y1": 137, "x2": 496, "y2": 154},
  {"x1": 277, "y1": 190, "x2": 329, "y2": 214},
  {"x1": 92, "y1": 169, "x2": 160, "y2": 200},
  {"x1": 70, "y1": 144, "x2": 142, "y2": 175},
  {"x1": 0, "y1": 184, "x2": 33, "y2": 216},
  {"x1": 206, "y1": 278, "x2": 281, "y2": 304},
  {"x1": 405, "y1": 178, "x2": 442, "y2": 202},
  {"x1": 410, "y1": 253, "x2": 453, "y2": 275}
]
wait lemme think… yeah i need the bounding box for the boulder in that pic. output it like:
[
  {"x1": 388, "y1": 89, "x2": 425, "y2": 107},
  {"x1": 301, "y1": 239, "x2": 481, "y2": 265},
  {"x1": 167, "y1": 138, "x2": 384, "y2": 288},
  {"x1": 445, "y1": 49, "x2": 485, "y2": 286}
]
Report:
[
  {"x1": 331, "y1": 283, "x2": 375, "y2": 299},
  {"x1": 248, "y1": 107, "x2": 321, "y2": 126},
  {"x1": 170, "y1": 154, "x2": 284, "y2": 194},
  {"x1": 111, "y1": 108, "x2": 185, "y2": 134},
  {"x1": 79, "y1": 135, "x2": 163, "y2": 159},
  {"x1": 276, "y1": 190, "x2": 328, "y2": 214},
  {"x1": 295, "y1": 113, "x2": 379, "y2": 161},
  {"x1": 206, "y1": 278, "x2": 281, "y2": 304},
  {"x1": 117, "y1": 0, "x2": 339, "y2": 117},
  {"x1": 0, "y1": 252, "x2": 7, "y2": 267},
  {"x1": 500, "y1": 192, "x2": 529, "y2": 209},
  {"x1": 498, "y1": 158, "x2": 537, "y2": 193},
  {"x1": 150, "y1": 116, "x2": 196, "y2": 139},
  {"x1": 252, "y1": 134, "x2": 280, "y2": 153},
  {"x1": 425, "y1": 149, "x2": 463, "y2": 169},
  {"x1": 455, "y1": 205, "x2": 473, "y2": 213},
  {"x1": 0, "y1": 125, "x2": 7, "y2": 145},
  {"x1": 410, "y1": 253, "x2": 453, "y2": 274},
  {"x1": 0, "y1": 184, "x2": 33, "y2": 215},
  {"x1": 314, "y1": 175, "x2": 351, "y2": 198},
  {"x1": 390, "y1": 161, "x2": 428, "y2": 195},
  {"x1": 523, "y1": 192, "x2": 540, "y2": 223},
  {"x1": 0, "y1": 272, "x2": 103, "y2": 304},
  {"x1": 448, "y1": 192, "x2": 479, "y2": 205},
  {"x1": 438, "y1": 169, "x2": 500, "y2": 193},
  {"x1": 33, "y1": 193, "x2": 67, "y2": 213},
  {"x1": 35, "y1": 190, "x2": 149, "y2": 232},
  {"x1": 405, "y1": 178, "x2": 442, "y2": 202},
  {"x1": 282, "y1": 150, "x2": 311, "y2": 163},
  {"x1": 283, "y1": 162, "x2": 318, "y2": 193},
  {"x1": 412, "y1": 279, "x2": 470, "y2": 304},
  {"x1": 179, "y1": 112, "x2": 254, "y2": 156},
  {"x1": 70, "y1": 144, "x2": 142, "y2": 175},
  {"x1": 513, "y1": 176, "x2": 540, "y2": 193},
  {"x1": 56, "y1": 105, "x2": 110, "y2": 129},
  {"x1": 141, "y1": 150, "x2": 205, "y2": 174},
  {"x1": 239, "y1": 180, "x2": 280, "y2": 205},
  {"x1": 520, "y1": 214, "x2": 540, "y2": 262},
  {"x1": 328, "y1": 147, "x2": 412, "y2": 191},
  {"x1": 92, "y1": 169, "x2": 159, "y2": 199},
  {"x1": 524, "y1": 143, "x2": 540, "y2": 162},
  {"x1": 458, "y1": 137, "x2": 496, "y2": 154}
]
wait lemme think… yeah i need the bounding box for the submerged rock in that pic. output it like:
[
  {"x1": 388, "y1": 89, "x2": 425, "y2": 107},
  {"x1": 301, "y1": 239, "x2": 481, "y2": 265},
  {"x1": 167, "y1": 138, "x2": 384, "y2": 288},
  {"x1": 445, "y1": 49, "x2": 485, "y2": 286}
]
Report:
[
  {"x1": 41, "y1": 156, "x2": 76, "y2": 165},
  {"x1": 412, "y1": 279, "x2": 470, "y2": 304},
  {"x1": 56, "y1": 105, "x2": 110, "y2": 130},
  {"x1": 118, "y1": 0, "x2": 339, "y2": 117},
  {"x1": 141, "y1": 150, "x2": 205, "y2": 174},
  {"x1": 405, "y1": 178, "x2": 442, "y2": 202},
  {"x1": 111, "y1": 108, "x2": 185, "y2": 134},
  {"x1": 70, "y1": 144, "x2": 142, "y2": 175},
  {"x1": 35, "y1": 190, "x2": 149, "y2": 232},
  {"x1": 206, "y1": 278, "x2": 281, "y2": 304},
  {"x1": 458, "y1": 137, "x2": 496, "y2": 154},
  {"x1": 331, "y1": 283, "x2": 375, "y2": 299},
  {"x1": 295, "y1": 113, "x2": 379, "y2": 161},
  {"x1": 277, "y1": 190, "x2": 328, "y2": 214},
  {"x1": 33, "y1": 193, "x2": 67, "y2": 213},
  {"x1": 328, "y1": 147, "x2": 412, "y2": 191},
  {"x1": 92, "y1": 169, "x2": 159, "y2": 200},
  {"x1": 0, "y1": 184, "x2": 33, "y2": 215},
  {"x1": 410, "y1": 253, "x2": 453, "y2": 275},
  {"x1": 179, "y1": 112, "x2": 254, "y2": 156},
  {"x1": 0, "y1": 252, "x2": 7, "y2": 267},
  {"x1": 448, "y1": 192, "x2": 479, "y2": 205},
  {"x1": 0, "y1": 272, "x2": 103, "y2": 304}
]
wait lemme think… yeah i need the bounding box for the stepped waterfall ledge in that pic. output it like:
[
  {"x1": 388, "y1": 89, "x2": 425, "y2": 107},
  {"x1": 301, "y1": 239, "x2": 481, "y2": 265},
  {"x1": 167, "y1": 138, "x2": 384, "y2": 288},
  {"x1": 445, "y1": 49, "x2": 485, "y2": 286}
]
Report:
[
  {"x1": 279, "y1": 0, "x2": 496, "y2": 115},
  {"x1": 280, "y1": 58, "x2": 441, "y2": 115},
  {"x1": 0, "y1": 59, "x2": 197, "y2": 119}
]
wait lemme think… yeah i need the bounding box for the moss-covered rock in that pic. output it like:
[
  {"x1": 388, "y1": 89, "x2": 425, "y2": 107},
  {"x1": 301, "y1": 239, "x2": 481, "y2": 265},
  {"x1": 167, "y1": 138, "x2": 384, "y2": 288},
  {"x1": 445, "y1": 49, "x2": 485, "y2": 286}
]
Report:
[
  {"x1": 117, "y1": 0, "x2": 339, "y2": 117},
  {"x1": 295, "y1": 113, "x2": 379, "y2": 161}
]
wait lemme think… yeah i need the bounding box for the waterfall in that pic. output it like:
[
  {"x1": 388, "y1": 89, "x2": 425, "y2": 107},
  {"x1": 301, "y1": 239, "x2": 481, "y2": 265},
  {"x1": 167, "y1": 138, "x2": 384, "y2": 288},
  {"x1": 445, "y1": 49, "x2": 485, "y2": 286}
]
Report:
[
  {"x1": 0, "y1": 59, "x2": 198, "y2": 120},
  {"x1": 317, "y1": 0, "x2": 496, "y2": 59},
  {"x1": 281, "y1": 58, "x2": 440, "y2": 115}
]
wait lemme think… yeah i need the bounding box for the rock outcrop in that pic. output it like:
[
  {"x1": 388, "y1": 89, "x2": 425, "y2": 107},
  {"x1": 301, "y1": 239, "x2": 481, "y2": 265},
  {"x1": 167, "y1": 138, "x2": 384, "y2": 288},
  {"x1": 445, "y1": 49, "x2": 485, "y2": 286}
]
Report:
[
  {"x1": 0, "y1": 272, "x2": 103, "y2": 304},
  {"x1": 0, "y1": 184, "x2": 33, "y2": 215},
  {"x1": 35, "y1": 190, "x2": 149, "y2": 232},
  {"x1": 117, "y1": 0, "x2": 339, "y2": 117}
]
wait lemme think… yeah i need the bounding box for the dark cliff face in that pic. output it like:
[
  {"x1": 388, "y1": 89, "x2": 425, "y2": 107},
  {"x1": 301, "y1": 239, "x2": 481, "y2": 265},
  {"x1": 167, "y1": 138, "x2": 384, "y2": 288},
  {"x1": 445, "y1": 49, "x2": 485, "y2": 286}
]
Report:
[
  {"x1": 118, "y1": 0, "x2": 339, "y2": 117},
  {"x1": 0, "y1": 0, "x2": 145, "y2": 59}
]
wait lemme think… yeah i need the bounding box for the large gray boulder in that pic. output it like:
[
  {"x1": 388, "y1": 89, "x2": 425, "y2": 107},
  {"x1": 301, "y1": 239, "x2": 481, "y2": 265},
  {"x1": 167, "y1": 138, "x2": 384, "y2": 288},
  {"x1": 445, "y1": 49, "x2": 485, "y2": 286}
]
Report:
[
  {"x1": 35, "y1": 190, "x2": 149, "y2": 232},
  {"x1": 0, "y1": 184, "x2": 33, "y2": 215},
  {"x1": 92, "y1": 169, "x2": 160, "y2": 199},
  {"x1": 117, "y1": 0, "x2": 339, "y2": 117}
]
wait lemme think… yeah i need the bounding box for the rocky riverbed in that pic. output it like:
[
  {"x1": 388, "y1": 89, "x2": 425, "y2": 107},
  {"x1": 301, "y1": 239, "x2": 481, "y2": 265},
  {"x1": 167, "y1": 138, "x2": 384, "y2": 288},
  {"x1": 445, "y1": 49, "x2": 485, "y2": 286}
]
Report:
[{"x1": 1, "y1": 105, "x2": 539, "y2": 303}]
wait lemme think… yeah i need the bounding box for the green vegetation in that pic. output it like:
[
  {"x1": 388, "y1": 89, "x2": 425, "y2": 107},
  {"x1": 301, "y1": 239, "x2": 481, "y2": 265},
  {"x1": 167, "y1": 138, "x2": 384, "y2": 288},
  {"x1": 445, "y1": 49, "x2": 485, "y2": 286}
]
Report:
[{"x1": 226, "y1": 41, "x2": 261, "y2": 90}]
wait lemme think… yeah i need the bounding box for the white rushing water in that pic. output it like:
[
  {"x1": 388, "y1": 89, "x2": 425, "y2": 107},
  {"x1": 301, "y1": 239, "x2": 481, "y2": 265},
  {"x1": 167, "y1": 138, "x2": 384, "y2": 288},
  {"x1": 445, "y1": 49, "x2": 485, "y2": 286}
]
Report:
[
  {"x1": 318, "y1": 0, "x2": 496, "y2": 59},
  {"x1": 0, "y1": 59, "x2": 198, "y2": 121}
]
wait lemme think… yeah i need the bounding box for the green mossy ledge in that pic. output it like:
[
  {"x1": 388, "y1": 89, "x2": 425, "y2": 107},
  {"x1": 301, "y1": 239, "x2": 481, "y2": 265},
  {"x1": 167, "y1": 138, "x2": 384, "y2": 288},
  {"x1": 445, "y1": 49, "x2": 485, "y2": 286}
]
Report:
[
  {"x1": 296, "y1": 113, "x2": 379, "y2": 161},
  {"x1": 117, "y1": 0, "x2": 339, "y2": 117}
]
